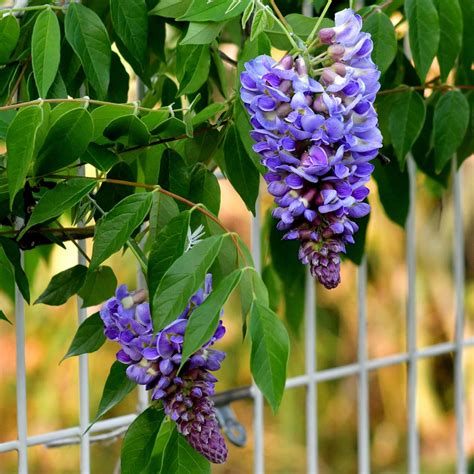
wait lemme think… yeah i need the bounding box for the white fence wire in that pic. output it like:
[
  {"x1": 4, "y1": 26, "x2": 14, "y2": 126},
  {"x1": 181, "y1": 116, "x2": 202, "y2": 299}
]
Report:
[{"x1": 0, "y1": 2, "x2": 472, "y2": 472}]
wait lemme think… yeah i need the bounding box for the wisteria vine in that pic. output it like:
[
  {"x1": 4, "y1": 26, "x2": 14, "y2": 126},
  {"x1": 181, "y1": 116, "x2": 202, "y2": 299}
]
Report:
[
  {"x1": 240, "y1": 8, "x2": 382, "y2": 288},
  {"x1": 100, "y1": 274, "x2": 228, "y2": 464}
]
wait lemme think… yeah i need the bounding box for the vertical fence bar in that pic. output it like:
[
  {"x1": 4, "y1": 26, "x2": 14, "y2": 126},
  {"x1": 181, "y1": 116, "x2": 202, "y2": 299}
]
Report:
[
  {"x1": 357, "y1": 257, "x2": 370, "y2": 474},
  {"x1": 305, "y1": 270, "x2": 318, "y2": 474},
  {"x1": 301, "y1": 2, "x2": 318, "y2": 472},
  {"x1": 77, "y1": 166, "x2": 91, "y2": 474},
  {"x1": 15, "y1": 249, "x2": 28, "y2": 474},
  {"x1": 136, "y1": 249, "x2": 149, "y2": 411},
  {"x1": 452, "y1": 156, "x2": 466, "y2": 474},
  {"x1": 406, "y1": 155, "x2": 419, "y2": 473},
  {"x1": 251, "y1": 197, "x2": 265, "y2": 474},
  {"x1": 136, "y1": 79, "x2": 149, "y2": 413}
]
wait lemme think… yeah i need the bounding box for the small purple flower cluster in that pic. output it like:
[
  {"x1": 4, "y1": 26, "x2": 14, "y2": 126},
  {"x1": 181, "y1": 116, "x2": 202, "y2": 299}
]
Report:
[
  {"x1": 100, "y1": 275, "x2": 228, "y2": 464},
  {"x1": 240, "y1": 9, "x2": 382, "y2": 289}
]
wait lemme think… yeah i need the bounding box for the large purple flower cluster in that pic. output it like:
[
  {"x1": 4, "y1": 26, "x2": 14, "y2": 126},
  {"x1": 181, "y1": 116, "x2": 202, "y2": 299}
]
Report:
[
  {"x1": 240, "y1": 9, "x2": 382, "y2": 288},
  {"x1": 100, "y1": 274, "x2": 228, "y2": 464}
]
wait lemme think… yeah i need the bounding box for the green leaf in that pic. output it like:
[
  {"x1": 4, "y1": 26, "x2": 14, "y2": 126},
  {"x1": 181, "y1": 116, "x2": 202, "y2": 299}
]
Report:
[
  {"x1": 148, "y1": 211, "x2": 190, "y2": 301},
  {"x1": 237, "y1": 31, "x2": 271, "y2": 75},
  {"x1": 20, "y1": 178, "x2": 96, "y2": 237},
  {"x1": 35, "y1": 108, "x2": 94, "y2": 175},
  {"x1": 0, "y1": 310, "x2": 12, "y2": 325},
  {"x1": 345, "y1": 212, "x2": 370, "y2": 265},
  {"x1": 373, "y1": 155, "x2": 409, "y2": 228},
  {"x1": 152, "y1": 235, "x2": 224, "y2": 331},
  {"x1": 62, "y1": 312, "x2": 106, "y2": 361},
  {"x1": 181, "y1": 22, "x2": 224, "y2": 45},
  {"x1": 92, "y1": 361, "x2": 136, "y2": 425},
  {"x1": 47, "y1": 71, "x2": 68, "y2": 99},
  {"x1": 90, "y1": 104, "x2": 132, "y2": 141},
  {"x1": 0, "y1": 237, "x2": 30, "y2": 303},
  {"x1": 177, "y1": 45, "x2": 210, "y2": 95},
  {"x1": 389, "y1": 90, "x2": 426, "y2": 169},
  {"x1": 181, "y1": 269, "x2": 243, "y2": 366},
  {"x1": 0, "y1": 15, "x2": 20, "y2": 64},
  {"x1": 78, "y1": 266, "x2": 117, "y2": 307},
  {"x1": 189, "y1": 165, "x2": 220, "y2": 215},
  {"x1": 434, "y1": 90, "x2": 470, "y2": 172},
  {"x1": 90, "y1": 193, "x2": 153, "y2": 270},
  {"x1": 362, "y1": 11, "x2": 397, "y2": 74},
  {"x1": 251, "y1": 9, "x2": 268, "y2": 41},
  {"x1": 242, "y1": 0, "x2": 255, "y2": 28},
  {"x1": 6, "y1": 105, "x2": 43, "y2": 209},
  {"x1": 265, "y1": 14, "x2": 332, "y2": 50},
  {"x1": 0, "y1": 109, "x2": 15, "y2": 140},
  {"x1": 148, "y1": 192, "x2": 180, "y2": 246},
  {"x1": 269, "y1": 222, "x2": 305, "y2": 333},
  {"x1": 94, "y1": 162, "x2": 136, "y2": 215},
  {"x1": 81, "y1": 143, "x2": 119, "y2": 172},
  {"x1": 234, "y1": 97, "x2": 265, "y2": 171},
  {"x1": 250, "y1": 300, "x2": 289, "y2": 412},
  {"x1": 35, "y1": 265, "x2": 87, "y2": 305},
  {"x1": 65, "y1": 3, "x2": 111, "y2": 99},
  {"x1": 458, "y1": 91, "x2": 474, "y2": 167},
  {"x1": 109, "y1": 50, "x2": 130, "y2": 103},
  {"x1": 160, "y1": 428, "x2": 210, "y2": 474},
  {"x1": 110, "y1": 0, "x2": 148, "y2": 68},
  {"x1": 261, "y1": 264, "x2": 281, "y2": 312},
  {"x1": 32, "y1": 8, "x2": 61, "y2": 98},
  {"x1": 223, "y1": 124, "x2": 259, "y2": 215},
  {"x1": 435, "y1": 0, "x2": 463, "y2": 82},
  {"x1": 157, "y1": 149, "x2": 190, "y2": 203},
  {"x1": 103, "y1": 114, "x2": 150, "y2": 147},
  {"x1": 121, "y1": 407, "x2": 165, "y2": 474},
  {"x1": 179, "y1": 0, "x2": 249, "y2": 22},
  {"x1": 240, "y1": 267, "x2": 268, "y2": 324},
  {"x1": 142, "y1": 420, "x2": 175, "y2": 474},
  {"x1": 405, "y1": 0, "x2": 440, "y2": 82},
  {"x1": 149, "y1": 0, "x2": 193, "y2": 18},
  {"x1": 459, "y1": 0, "x2": 474, "y2": 72},
  {"x1": 191, "y1": 103, "x2": 225, "y2": 127}
]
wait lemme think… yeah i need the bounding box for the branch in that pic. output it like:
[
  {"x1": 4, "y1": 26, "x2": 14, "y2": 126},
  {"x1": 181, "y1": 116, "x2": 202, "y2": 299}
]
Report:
[
  {"x1": 0, "y1": 4, "x2": 65, "y2": 14},
  {"x1": 269, "y1": 0, "x2": 288, "y2": 28},
  {"x1": 0, "y1": 226, "x2": 96, "y2": 250},
  {"x1": 378, "y1": 84, "x2": 474, "y2": 96},
  {"x1": 0, "y1": 97, "x2": 184, "y2": 114},
  {"x1": 218, "y1": 50, "x2": 238, "y2": 67},
  {"x1": 119, "y1": 120, "x2": 228, "y2": 155}
]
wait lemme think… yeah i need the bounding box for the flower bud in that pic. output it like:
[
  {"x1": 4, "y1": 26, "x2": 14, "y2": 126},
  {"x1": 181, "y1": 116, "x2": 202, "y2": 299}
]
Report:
[
  {"x1": 295, "y1": 57, "x2": 308, "y2": 76},
  {"x1": 328, "y1": 44, "x2": 345, "y2": 61},
  {"x1": 318, "y1": 28, "x2": 336, "y2": 44},
  {"x1": 278, "y1": 55, "x2": 293, "y2": 70}
]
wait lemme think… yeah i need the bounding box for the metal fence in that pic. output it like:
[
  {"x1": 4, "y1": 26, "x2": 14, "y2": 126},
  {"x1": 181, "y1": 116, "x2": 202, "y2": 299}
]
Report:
[{"x1": 0, "y1": 2, "x2": 472, "y2": 473}]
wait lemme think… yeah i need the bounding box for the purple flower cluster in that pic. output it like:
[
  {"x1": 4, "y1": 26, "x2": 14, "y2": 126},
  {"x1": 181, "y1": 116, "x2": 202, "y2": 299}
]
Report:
[
  {"x1": 240, "y1": 9, "x2": 382, "y2": 289},
  {"x1": 100, "y1": 275, "x2": 228, "y2": 464}
]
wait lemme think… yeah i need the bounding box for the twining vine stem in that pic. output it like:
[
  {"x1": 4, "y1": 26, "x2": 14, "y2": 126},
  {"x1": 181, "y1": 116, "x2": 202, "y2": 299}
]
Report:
[
  {"x1": 0, "y1": 98, "x2": 185, "y2": 114},
  {"x1": 377, "y1": 84, "x2": 474, "y2": 96}
]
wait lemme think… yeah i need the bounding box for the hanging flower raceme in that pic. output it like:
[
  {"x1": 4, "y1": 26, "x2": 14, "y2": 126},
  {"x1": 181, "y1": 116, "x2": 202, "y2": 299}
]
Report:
[
  {"x1": 99, "y1": 274, "x2": 228, "y2": 464},
  {"x1": 240, "y1": 8, "x2": 382, "y2": 289}
]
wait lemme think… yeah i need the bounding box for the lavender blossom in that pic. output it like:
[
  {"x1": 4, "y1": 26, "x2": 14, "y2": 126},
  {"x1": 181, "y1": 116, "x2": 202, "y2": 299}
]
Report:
[
  {"x1": 99, "y1": 275, "x2": 228, "y2": 464},
  {"x1": 240, "y1": 8, "x2": 382, "y2": 289}
]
